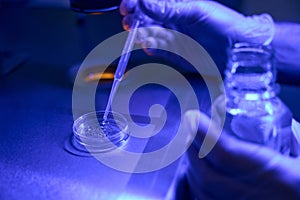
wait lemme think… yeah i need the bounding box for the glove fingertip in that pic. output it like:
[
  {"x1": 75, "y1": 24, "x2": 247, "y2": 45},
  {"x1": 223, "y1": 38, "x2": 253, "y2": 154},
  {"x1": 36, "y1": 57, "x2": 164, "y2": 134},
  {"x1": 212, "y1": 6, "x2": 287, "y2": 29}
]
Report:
[
  {"x1": 120, "y1": 0, "x2": 137, "y2": 16},
  {"x1": 122, "y1": 15, "x2": 133, "y2": 31}
]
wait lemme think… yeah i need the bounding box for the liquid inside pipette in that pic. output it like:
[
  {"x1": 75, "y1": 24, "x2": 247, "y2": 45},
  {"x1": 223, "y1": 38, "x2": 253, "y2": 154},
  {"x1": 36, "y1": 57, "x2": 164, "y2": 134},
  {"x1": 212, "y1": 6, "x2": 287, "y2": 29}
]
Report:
[{"x1": 103, "y1": 19, "x2": 140, "y2": 122}]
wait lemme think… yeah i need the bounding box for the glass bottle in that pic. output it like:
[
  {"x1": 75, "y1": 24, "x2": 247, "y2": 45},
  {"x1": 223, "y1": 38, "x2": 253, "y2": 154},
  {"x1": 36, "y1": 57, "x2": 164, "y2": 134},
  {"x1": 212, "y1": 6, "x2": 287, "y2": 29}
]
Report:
[{"x1": 224, "y1": 42, "x2": 292, "y2": 154}]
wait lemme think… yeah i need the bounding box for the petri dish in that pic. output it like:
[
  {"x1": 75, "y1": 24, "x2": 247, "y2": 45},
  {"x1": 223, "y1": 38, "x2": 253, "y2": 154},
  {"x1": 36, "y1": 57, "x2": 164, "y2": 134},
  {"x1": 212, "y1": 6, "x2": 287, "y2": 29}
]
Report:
[{"x1": 66, "y1": 111, "x2": 129, "y2": 156}]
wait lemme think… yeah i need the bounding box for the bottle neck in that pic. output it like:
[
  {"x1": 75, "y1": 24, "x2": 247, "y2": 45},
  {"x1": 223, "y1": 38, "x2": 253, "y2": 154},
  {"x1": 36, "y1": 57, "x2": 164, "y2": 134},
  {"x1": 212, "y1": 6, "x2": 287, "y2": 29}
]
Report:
[{"x1": 225, "y1": 42, "x2": 277, "y2": 101}]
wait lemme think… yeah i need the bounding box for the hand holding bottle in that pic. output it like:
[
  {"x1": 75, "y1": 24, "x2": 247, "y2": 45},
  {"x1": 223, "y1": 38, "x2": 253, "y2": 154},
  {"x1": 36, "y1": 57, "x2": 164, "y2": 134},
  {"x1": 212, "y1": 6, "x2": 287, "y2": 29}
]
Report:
[{"x1": 184, "y1": 110, "x2": 300, "y2": 199}]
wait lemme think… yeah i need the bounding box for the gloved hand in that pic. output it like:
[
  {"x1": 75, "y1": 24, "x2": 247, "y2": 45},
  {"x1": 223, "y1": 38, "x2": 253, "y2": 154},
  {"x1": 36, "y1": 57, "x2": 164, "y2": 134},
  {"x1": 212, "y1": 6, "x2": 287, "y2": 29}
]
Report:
[
  {"x1": 120, "y1": 0, "x2": 275, "y2": 53},
  {"x1": 184, "y1": 110, "x2": 300, "y2": 199}
]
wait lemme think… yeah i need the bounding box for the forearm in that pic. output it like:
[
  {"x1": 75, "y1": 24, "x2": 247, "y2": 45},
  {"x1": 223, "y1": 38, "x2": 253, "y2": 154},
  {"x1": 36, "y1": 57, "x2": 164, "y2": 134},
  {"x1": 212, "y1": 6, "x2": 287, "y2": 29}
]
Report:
[{"x1": 272, "y1": 23, "x2": 300, "y2": 84}]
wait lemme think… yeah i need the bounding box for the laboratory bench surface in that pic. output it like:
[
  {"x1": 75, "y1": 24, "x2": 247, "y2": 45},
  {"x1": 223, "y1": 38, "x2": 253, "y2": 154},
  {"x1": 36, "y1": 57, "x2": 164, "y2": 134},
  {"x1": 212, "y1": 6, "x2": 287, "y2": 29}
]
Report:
[{"x1": 1, "y1": 7, "x2": 300, "y2": 200}]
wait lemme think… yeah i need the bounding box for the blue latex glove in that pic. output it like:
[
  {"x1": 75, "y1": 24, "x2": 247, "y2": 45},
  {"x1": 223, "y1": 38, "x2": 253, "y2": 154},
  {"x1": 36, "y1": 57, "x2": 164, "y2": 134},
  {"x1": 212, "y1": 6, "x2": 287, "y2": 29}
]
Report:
[
  {"x1": 184, "y1": 110, "x2": 300, "y2": 199},
  {"x1": 120, "y1": 0, "x2": 275, "y2": 53}
]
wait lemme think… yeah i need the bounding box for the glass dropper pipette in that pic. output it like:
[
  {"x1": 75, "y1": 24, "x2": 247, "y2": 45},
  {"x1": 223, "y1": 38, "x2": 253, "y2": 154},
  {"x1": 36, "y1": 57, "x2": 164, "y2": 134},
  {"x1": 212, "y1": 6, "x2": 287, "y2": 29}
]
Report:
[{"x1": 103, "y1": 11, "x2": 141, "y2": 121}]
